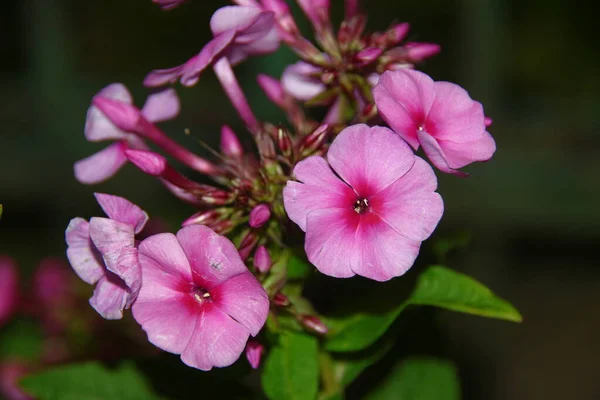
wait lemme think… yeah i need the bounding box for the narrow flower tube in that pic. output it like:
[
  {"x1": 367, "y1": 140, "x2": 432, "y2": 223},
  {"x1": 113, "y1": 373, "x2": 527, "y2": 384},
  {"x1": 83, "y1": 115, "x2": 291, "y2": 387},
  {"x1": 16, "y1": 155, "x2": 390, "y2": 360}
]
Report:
[
  {"x1": 249, "y1": 204, "x2": 271, "y2": 228},
  {"x1": 220, "y1": 125, "x2": 244, "y2": 158},
  {"x1": 300, "y1": 315, "x2": 328, "y2": 335},
  {"x1": 297, "y1": 0, "x2": 330, "y2": 31},
  {"x1": 253, "y1": 246, "x2": 271, "y2": 273}
]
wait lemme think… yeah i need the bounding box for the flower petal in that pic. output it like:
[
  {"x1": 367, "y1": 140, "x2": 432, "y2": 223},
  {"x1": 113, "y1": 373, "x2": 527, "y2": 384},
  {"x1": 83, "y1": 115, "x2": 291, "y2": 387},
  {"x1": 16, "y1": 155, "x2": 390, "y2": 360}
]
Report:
[
  {"x1": 180, "y1": 31, "x2": 236, "y2": 86},
  {"x1": 93, "y1": 193, "x2": 149, "y2": 233},
  {"x1": 176, "y1": 225, "x2": 248, "y2": 289},
  {"x1": 180, "y1": 304, "x2": 250, "y2": 371},
  {"x1": 89, "y1": 274, "x2": 128, "y2": 320},
  {"x1": 211, "y1": 272, "x2": 269, "y2": 336},
  {"x1": 114, "y1": 247, "x2": 142, "y2": 308},
  {"x1": 84, "y1": 83, "x2": 132, "y2": 142},
  {"x1": 417, "y1": 130, "x2": 469, "y2": 177},
  {"x1": 89, "y1": 217, "x2": 135, "y2": 273},
  {"x1": 437, "y1": 131, "x2": 496, "y2": 169},
  {"x1": 327, "y1": 124, "x2": 415, "y2": 195},
  {"x1": 74, "y1": 142, "x2": 128, "y2": 185},
  {"x1": 65, "y1": 218, "x2": 104, "y2": 285},
  {"x1": 373, "y1": 69, "x2": 436, "y2": 149},
  {"x1": 210, "y1": 6, "x2": 263, "y2": 36},
  {"x1": 304, "y1": 208, "x2": 361, "y2": 278},
  {"x1": 138, "y1": 233, "x2": 193, "y2": 283},
  {"x1": 370, "y1": 157, "x2": 444, "y2": 241},
  {"x1": 281, "y1": 61, "x2": 325, "y2": 101},
  {"x1": 141, "y1": 88, "x2": 181, "y2": 123}
]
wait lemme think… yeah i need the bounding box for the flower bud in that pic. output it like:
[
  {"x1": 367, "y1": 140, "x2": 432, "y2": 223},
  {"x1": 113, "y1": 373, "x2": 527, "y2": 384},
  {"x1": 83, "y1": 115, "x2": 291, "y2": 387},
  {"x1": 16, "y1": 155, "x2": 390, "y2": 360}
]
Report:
[
  {"x1": 220, "y1": 125, "x2": 244, "y2": 158},
  {"x1": 272, "y1": 292, "x2": 290, "y2": 307},
  {"x1": 257, "y1": 74, "x2": 286, "y2": 108},
  {"x1": 245, "y1": 340, "x2": 264, "y2": 369},
  {"x1": 484, "y1": 116, "x2": 493, "y2": 127},
  {"x1": 277, "y1": 128, "x2": 293, "y2": 158},
  {"x1": 355, "y1": 47, "x2": 383, "y2": 66},
  {"x1": 92, "y1": 96, "x2": 142, "y2": 133},
  {"x1": 249, "y1": 205, "x2": 271, "y2": 228},
  {"x1": 253, "y1": 246, "x2": 272, "y2": 274},
  {"x1": 182, "y1": 208, "x2": 228, "y2": 227},
  {"x1": 209, "y1": 219, "x2": 235, "y2": 235},
  {"x1": 299, "y1": 124, "x2": 330, "y2": 156},
  {"x1": 199, "y1": 189, "x2": 234, "y2": 206},
  {"x1": 388, "y1": 23, "x2": 410, "y2": 45},
  {"x1": 238, "y1": 231, "x2": 258, "y2": 260},
  {"x1": 297, "y1": 0, "x2": 330, "y2": 31},
  {"x1": 404, "y1": 42, "x2": 441, "y2": 62},
  {"x1": 300, "y1": 315, "x2": 328, "y2": 335}
]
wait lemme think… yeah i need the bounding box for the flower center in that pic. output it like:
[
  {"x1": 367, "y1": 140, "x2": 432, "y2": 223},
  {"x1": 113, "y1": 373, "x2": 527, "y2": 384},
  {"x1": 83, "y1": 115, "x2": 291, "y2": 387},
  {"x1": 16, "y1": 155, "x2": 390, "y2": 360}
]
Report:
[
  {"x1": 353, "y1": 197, "x2": 370, "y2": 214},
  {"x1": 192, "y1": 287, "x2": 211, "y2": 304}
]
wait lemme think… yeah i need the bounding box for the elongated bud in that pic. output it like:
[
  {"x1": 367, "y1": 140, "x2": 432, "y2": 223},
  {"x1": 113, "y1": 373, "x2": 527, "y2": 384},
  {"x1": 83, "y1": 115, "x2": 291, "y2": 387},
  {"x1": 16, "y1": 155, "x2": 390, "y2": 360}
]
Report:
[
  {"x1": 299, "y1": 124, "x2": 330, "y2": 156},
  {"x1": 199, "y1": 189, "x2": 234, "y2": 206},
  {"x1": 277, "y1": 128, "x2": 293, "y2": 158},
  {"x1": 405, "y1": 42, "x2": 441, "y2": 62},
  {"x1": 484, "y1": 116, "x2": 493, "y2": 127},
  {"x1": 300, "y1": 315, "x2": 328, "y2": 335},
  {"x1": 256, "y1": 132, "x2": 277, "y2": 161},
  {"x1": 262, "y1": 0, "x2": 299, "y2": 40},
  {"x1": 297, "y1": 0, "x2": 330, "y2": 31},
  {"x1": 249, "y1": 204, "x2": 271, "y2": 228},
  {"x1": 182, "y1": 208, "x2": 228, "y2": 227},
  {"x1": 345, "y1": 0, "x2": 358, "y2": 19},
  {"x1": 257, "y1": 74, "x2": 286, "y2": 108},
  {"x1": 389, "y1": 23, "x2": 410, "y2": 44},
  {"x1": 93, "y1": 96, "x2": 142, "y2": 132},
  {"x1": 238, "y1": 231, "x2": 258, "y2": 260},
  {"x1": 355, "y1": 47, "x2": 383, "y2": 66},
  {"x1": 245, "y1": 340, "x2": 264, "y2": 369},
  {"x1": 220, "y1": 125, "x2": 244, "y2": 158},
  {"x1": 253, "y1": 246, "x2": 272, "y2": 274},
  {"x1": 209, "y1": 219, "x2": 235, "y2": 235},
  {"x1": 272, "y1": 292, "x2": 290, "y2": 307}
]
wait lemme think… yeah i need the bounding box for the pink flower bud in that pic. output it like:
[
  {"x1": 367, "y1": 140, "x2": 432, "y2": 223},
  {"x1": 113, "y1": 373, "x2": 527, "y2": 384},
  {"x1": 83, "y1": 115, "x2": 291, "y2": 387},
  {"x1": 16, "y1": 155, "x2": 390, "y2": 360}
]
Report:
[
  {"x1": 238, "y1": 231, "x2": 258, "y2": 260},
  {"x1": 153, "y1": 0, "x2": 187, "y2": 10},
  {"x1": 182, "y1": 209, "x2": 225, "y2": 227},
  {"x1": 199, "y1": 190, "x2": 234, "y2": 206},
  {"x1": 0, "y1": 257, "x2": 18, "y2": 327},
  {"x1": 257, "y1": 74, "x2": 286, "y2": 108},
  {"x1": 300, "y1": 315, "x2": 328, "y2": 335},
  {"x1": 277, "y1": 128, "x2": 293, "y2": 157},
  {"x1": 249, "y1": 205, "x2": 271, "y2": 228},
  {"x1": 125, "y1": 149, "x2": 167, "y2": 176},
  {"x1": 356, "y1": 47, "x2": 383, "y2": 66},
  {"x1": 253, "y1": 246, "x2": 271, "y2": 273},
  {"x1": 245, "y1": 340, "x2": 264, "y2": 369},
  {"x1": 484, "y1": 116, "x2": 493, "y2": 127},
  {"x1": 297, "y1": 0, "x2": 330, "y2": 30},
  {"x1": 389, "y1": 23, "x2": 410, "y2": 44},
  {"x1": 272, "y1": 292, "x2": 290, "y2": 307},
  {"x1": 299, "y1": 124, "x2": 330, "y2": 155},
  {"x1": 405, "y1": 42, "x2": 441, "y2": 62},
  {"x1": 92, "y1": 96, "x2": 142, "y2": 133},
  {"x1": 220, "y1": 125, "x2": 244, "y2": 158}
]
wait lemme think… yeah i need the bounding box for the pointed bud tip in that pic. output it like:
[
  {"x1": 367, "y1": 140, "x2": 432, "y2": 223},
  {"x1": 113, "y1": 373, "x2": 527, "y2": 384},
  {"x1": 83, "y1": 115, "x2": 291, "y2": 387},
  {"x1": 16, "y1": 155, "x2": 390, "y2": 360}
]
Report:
[
  {"x1": 92, "y1": 96, "x2": 142, "y2": 132},
  {"x1": 249, "y1": 204, "x2": 271, "y2": 228}
]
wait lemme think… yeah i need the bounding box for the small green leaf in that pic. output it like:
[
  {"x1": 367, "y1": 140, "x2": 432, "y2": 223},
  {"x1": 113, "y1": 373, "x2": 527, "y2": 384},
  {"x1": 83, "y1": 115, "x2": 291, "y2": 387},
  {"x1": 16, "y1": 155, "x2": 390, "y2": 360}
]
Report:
[
  {"x1": 325, "y1": 265, "x2": 521, "y2": 352},
  {"x1": 334, "y1": 341, "x2": 393, "y2": 388},
  {"x1": 262, "y1": 332, "x2": 319, "y2": 400},
  {"x1": 287, "y1": 255, "x2": 313, "y2": 280},
  {"x1": 20, "y1": 362, "x2": 162, "y2": 400},
  {"x1": 368, "y1": 357, "x2": 460, "y2": 400}
]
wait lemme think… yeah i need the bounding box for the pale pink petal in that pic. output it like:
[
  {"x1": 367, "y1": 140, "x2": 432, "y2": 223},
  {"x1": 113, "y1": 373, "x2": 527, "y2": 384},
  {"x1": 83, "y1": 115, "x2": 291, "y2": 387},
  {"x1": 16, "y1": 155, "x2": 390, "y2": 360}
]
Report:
[
  {"x1": 113, "y1": 247, "x2": 142, "y2": 308},
  {"x1": 227, "y1": 27, "x2": 279, "y2": 64},
  {"x1": 89, "y1": 274, "x2": 128, "y2": 320},
  {"x1": 417, "y1": 130, "x2": 468, "y2": 177},
  {"x1": 93, "y1": 193, "x2": 149, "y2": 233},
  {"x1": 281, "y1": 62, "x2": 325, "y2": 101},
  {"x1": 65, "y1": 218, "x2": 104, "y2": 285},
  {"x1": 427, "y1": 81, "x2": 487, "y2": 142},
  {"x1": 180, "y1": 304, "x2": 250, "y2": 370},
  {"x1": 84, "y1": 83, "x2": 132, "y2": 142},
  {"x1": 373, "y1": 69, "x2": 436, "y2": 149},
  {"x1": 141, "y1": 88, "x2": 181, "y2": 123},
  {"x1": 74, "y1": 142, "x2": 128, "y2": 185},
  {"x1": 327, "y1": 124, "x2": 416, "y2": 195},
  {"x1": 304, "y1": 208, "x2": 361, "y2": 278},
  {"x1": 437, "y1": 131, "x2": 496, "y2": 169},
  {"x1": 138, "y1": 233, "x2": 193, "y2": 283},
  {"x1": 283, "y1": 156, "x2": 354, "y2": 231},
  {"x1": 176, "y1": 225, "x2": 247, "y2": 289},
  {"x1": 210, "y1": 6, "x2": 263, "y2": 36},
  {"x1": 370, "y1": 158, "x2": 443, "y2": 241},
  {"x1": 89, "y1": 217, "x2": 135, "y2": 272},
  {"x1": 211, "y1": 272, "x2": 269, "y2": 336},
  {"x1": 323, "y1": 97, "x2": 342, "y2": 124},
  {"x1": 180, "y1": 32, "x2": 236, "y2": 86},
  {"x1": 352, "y1": 221, "x2": 421, "y2": 281},
  {"x1": 0, "y1": 257, "x2": 18, "y2": 326},
  {"x1": 143, "y1": 65, "x2": 186, "y2": 87}
]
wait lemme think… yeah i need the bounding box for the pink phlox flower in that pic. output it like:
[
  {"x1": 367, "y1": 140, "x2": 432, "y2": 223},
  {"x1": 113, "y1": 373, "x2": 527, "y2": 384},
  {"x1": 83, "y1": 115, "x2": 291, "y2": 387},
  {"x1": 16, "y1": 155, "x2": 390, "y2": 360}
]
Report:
[
  {"x1": 75, "y1": 84, "x2": 180, "y2": 184},
  {"x1": 65, "y1": 193, "x2": 148, "y2": 319},
  {"x1": 283, "y1": 124, "x2": 444, "y2": 281},
  {"x1": 144, "y1": 5, "x2": 279, "y2": 87},
  {"x1": 0, "y1": 256, "x2": 19, "y2": 327},
  {"x1": 373, "y1": 69, "x2": 496, "y2": 176},
  {"x1": 131, "y1": 225, "x2": 269, "y2": 370}
]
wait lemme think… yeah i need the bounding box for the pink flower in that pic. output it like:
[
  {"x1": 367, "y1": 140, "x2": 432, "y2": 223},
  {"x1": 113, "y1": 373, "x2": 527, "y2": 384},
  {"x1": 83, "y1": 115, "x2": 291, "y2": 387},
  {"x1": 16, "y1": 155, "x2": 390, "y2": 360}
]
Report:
[
  {"x1": 283, "y1": 124, "x2": 443, "y2": 281},
  {"x1": 65, "y1": 193, "x2": 148, "y2": 319},
  {"x1": 373, "y1": 69, "x2": 496, "y2": 176},
  {"x1": 132, "y1": 225, "x2": 269, "y2": 370},
  {"x1": 144, "y1": 5, "x2": 279, "y2": 87},
  {"x1": 75, "y1": 84, "x2": 180, "y2": 184},
  {"x1": 0, "y1": 256, "x2": 18, "y2": 327}
]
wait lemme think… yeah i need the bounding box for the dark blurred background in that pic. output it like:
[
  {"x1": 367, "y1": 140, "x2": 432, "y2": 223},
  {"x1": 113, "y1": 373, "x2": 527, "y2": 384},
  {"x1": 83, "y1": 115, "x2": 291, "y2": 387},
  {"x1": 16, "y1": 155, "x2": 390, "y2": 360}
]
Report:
[{"x1": 1, "y1": 0, "x2": 598, "y2": 399}]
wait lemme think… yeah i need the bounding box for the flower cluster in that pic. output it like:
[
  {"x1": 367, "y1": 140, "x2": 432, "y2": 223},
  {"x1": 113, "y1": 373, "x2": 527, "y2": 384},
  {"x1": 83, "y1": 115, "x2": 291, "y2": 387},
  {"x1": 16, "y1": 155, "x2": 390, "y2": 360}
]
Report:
[{"x1": 65, "y1": 0, "x2": 496, "y2": 372}]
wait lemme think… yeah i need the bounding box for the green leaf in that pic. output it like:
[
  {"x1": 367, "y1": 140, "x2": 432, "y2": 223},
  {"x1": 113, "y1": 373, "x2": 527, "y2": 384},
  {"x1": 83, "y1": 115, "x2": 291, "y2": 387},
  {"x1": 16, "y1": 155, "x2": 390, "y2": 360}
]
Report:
[
  {"x1": 20, "y1": 362, "x2": 162, "y2": 400},
  {"x1": 287, "y1": 255, "x2": 312, "y2": 280},
  {"x1": 368, "y1": 357, "x2": 460, "y2": 400},
  {"x1": 0, "y1": 319, "x2": 44, "y2": 362},
  {"x1": 325, "y1": 265, "x2": 521, "y2": 352},
  {"x1": 262, "y1": 332, "x2": 319, "y2": 400},
  {"x1": 334, "y1": 341, "x2": 393, "y2": 388}
]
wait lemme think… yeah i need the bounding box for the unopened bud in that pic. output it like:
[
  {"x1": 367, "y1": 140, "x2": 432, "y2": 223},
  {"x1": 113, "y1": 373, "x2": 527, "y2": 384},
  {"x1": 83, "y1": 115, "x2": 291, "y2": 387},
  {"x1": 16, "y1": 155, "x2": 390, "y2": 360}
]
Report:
[
  {"x1": 300, "y1": 315, "x2": 328, "y2": 335},
  {"x1": 210, "y1": 219, "x2": 235, "y2": 235},
  {"x1": 297, "y1": 0, "x2": 330, "y2": 31},
  {"x1": 277, "y1": 128, "x2": 293, "y2": 158},
  {"x1": 220, "y1": 125, "x2": 244, "y2": 158},
  {"x1": 92, "y1": 96, "x2": 142, "y2": 133},
  {"x1": 484, "y1": 116, "x2": 493, "y2": 127},
  {"x1": 299, "y1": 124, "x2": 330, "y2": 156},
  {"x1": 245, "y1": 340, "x2": 264, "y2": 369},
  {"x1": 253, "y1": 246, "x2": 272, "y2": 274},
  {"x1": 272, "y1": 292, "x2": 290, "y2": 307},
  {"x1": 404, "y1": 42, "x2": 441, "y2": 62},
  {"x1": 249, "y1": 205, "x2": 271, "y2": 228},
  {"x1": 355, "y1": 47, "x2": 383, "y2": 66},
  {"x1": 238, "y1": 231, "x2": 258, "y2": 260},
  {"x1": 199, "y1": 189, "x2": 233, "y2": 205},
  {"x1": 125, "y1": 149, "x2": 167, "y2": 176},
  {"x1": 182, "y1": 208, "x2": 228, "y2": 227},
  {"x1": 388, "y1": 23, "x2": 410, "y2": 45},
  {"x1": 257, "y1": 74, "x2": 286, "y2": 108}
]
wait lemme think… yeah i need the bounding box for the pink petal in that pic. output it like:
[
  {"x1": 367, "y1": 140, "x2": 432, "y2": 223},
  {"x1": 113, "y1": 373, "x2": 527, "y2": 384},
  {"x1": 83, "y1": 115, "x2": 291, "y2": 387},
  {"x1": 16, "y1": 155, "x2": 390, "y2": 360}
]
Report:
[
  {"x1": 427, "y1": 81, "x2": 487, "y2": 142},
  {"x1": 227, "y1": 27, "x2": 279, "y2": 64},
  {"x1": 373, "y1": 69, "x2": 436, "y2": 149},
  {"x1": 437, "y1": 131, "x2": 496, "y2": 169},
  {"x1": 180, "y1": 32, "x2": 236, "y2": 86},
  {"x1": 84, "y1": 83, "x2": 132, "y2": 142},
  {"x1": 141, "y1": 88, "x2": 181, "y2": 123},
  {"x1": 417, "y1": 130, "x2": 469, "y2": 177},
  {"x1": 144, "y1": 65, "x2": 186, "y2": 87},
  {"x1": 283, "y1": 156, "x2": 354, "y2": 231},
  {"x1": 138, "y1": 233, "x2": 193, "y2": 283},
  {"x1": 210, "y1": 6, "x2": 263, "y2": 36},
  {"x1": 352, "y1": 221, "x2": 421, "y2": 281},
  {"x1": 74, "y1": 142, "x2": 128, "y2": 185},
  {"x1": 327, "y1": 124, "x2": 416, "y2": 195},
  {"x1": 370, "y1": 157, "x2": 443, "y2": 241},
  {"x1": 93, "y1": 193, "x2": 149, "y2": 233},
  {"x1": 114, "y1": 247, "x2": 142, "y2": 308},
  {"x1": 281, "y1": 62, "x2": 325, "y2": 101},
  {"x1": 0, "y1": 257, "x2": 18, "y2": 326},
  {"x1": 180, "y1": 304, "x2": 250, "y2": 371},
  {"x1": 176, "y1": 225, "x2": 248, "y2": 289},
  {"x1": 304, "y1": 208, "x2": 361, "y2": 278},
  {"x1": 89, "y1": 217, "x2": 135, "y2": 273},
  {"x1": 65, "y1": 218, "x2": 104, "y2": 285},
  {"x1": 211, "y1": 272, "x2": 269, "y2": 336},
  {"x1": 89, "y1": 274, "x2": 128, "y2": 320}
]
